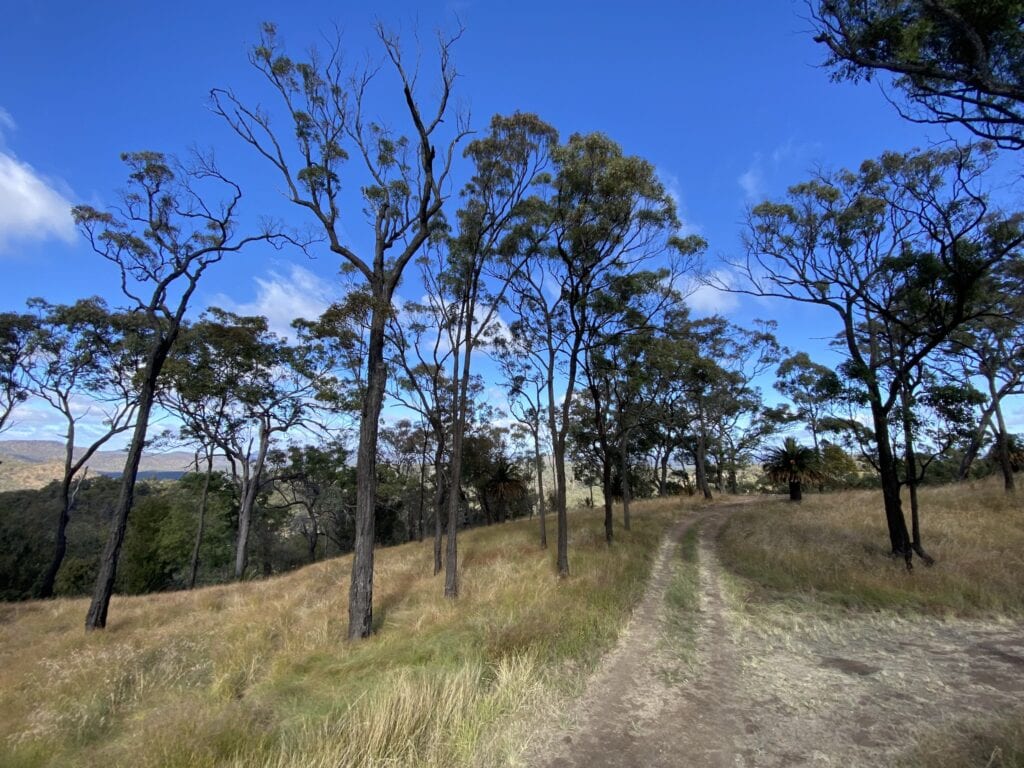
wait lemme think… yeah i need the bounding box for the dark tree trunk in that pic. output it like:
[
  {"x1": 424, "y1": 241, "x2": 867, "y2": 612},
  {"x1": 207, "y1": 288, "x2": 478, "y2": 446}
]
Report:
[
  {"x1": 38, "y1": 467, "x2": 79, "y2": 599},
  {"x1": 900, "y1": 386, "x2": 935, "y2": 565},
  {"x1": 659, "y1": 449, "x2": 670, "y2": 497},
  {"x1": 788, "y1": 480, "x2": 802, "y2": 501},
  {"x1": 348, "y1": 300, "x2": 388, "y2": 640},
  {"x1": 188, "y1": 453, "x2": 214, "y2": 589},
  {"x1": 553, "y1": 439, "x2": 570, "y2": 577},
  {"x1": 433, "y1": 446, "x2": 445, "y2": 576},
  {"x1": 868, "y1": 396, "x2": 913, "y2": 568},
  {"x1": 619, "y1": 429, "x2": 631, "y2": 531},
  {"x1": 601, "y1": 453, "x2": 614, "y2": 545},
  {"x1": 85, "y1": 339, "x2": 169, "y2": 630}
]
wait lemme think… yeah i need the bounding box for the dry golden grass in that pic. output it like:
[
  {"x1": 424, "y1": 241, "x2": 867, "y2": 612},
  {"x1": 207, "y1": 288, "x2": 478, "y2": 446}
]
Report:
[
  {"x1": 717, "y1": 478, "x2": 1024, "y2": 616},
  {"x1": 0, "y1": 496, "x2": 694, "y2": 767}
]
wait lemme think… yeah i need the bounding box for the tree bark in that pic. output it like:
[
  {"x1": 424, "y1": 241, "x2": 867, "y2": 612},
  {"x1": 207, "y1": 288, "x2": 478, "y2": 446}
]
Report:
[
  {"x1": 86, "y1": 334, "x2": 173, "y2": 630},
  {"x1": 993, "y1": 398, "x2": 1016, "y2": 493},
  {"x1": 788, "y1": 480, "x2": 802, "y2": 501},
  {"x1": 534, "y1": 431, "x2": 547, "y2": 548},
  {"x1": 234, "y1": 422, "x2": 271, "y2": 580},
  {"x1": 601, "y1": 453, "x2": 614, "y2": 545},
  {"x1": 694, "y1": 431, "x2": 713, "y2": 500},
  {"x1": 348, "y1": 299, "x2": 388, "y2": 639},
  {"x1": 620, "y1": 429, "x2": 631, "y2": 531},
  {"x1": 188, "y1": 453, "x2": 214, "y2": 589},
  {"x1": 433, "y1": 446, "x2": 445, "y2": 575}
]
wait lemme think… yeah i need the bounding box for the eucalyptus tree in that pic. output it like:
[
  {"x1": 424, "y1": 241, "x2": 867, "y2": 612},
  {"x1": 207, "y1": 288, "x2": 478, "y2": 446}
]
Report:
[
  {"x1": 511, "y1": 133, "x2": 701, "y2": 575},
  {"x1": 24, "y1": 299, "x2": 142, "y2": 599},
  {"x1": 213, "y1": 22, "x2": 467, "y2": 638},
  {"x1": 775, "y1": 352, "x2": 843, "y2": 459},
  {"x1": 813, "y1": 0, "x2": 1024, "y2": 150},
  {"x1": 170, "y1": 309, "x2": 334, "y2": 580},
  {"x1": 75, "y1": 151, "x2": 279, "y2": 628},
  {"x1": 0, "y1": 312, "x2": 35, "y2": 434},
  {"x1": 947, "y1": 257, "x2": 1024, "y2": 489},
  {"x1": 387, "y1": 285, "x2": 455, "y2": 574},
  {"x1": 498, "y1": 343, "x2": 550, "y2": 547},
  {"x1": 734, "y1": 144, "x2": 1024, "y2": 567},
  {"x1": 436, "y1": 112, "x2": 556, "y2": 598}
]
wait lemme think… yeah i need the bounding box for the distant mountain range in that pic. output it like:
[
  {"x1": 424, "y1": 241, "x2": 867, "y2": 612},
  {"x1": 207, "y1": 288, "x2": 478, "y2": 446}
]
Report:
[{"x1": 0, "y1": 440, "x2": 218, "y2": 492}]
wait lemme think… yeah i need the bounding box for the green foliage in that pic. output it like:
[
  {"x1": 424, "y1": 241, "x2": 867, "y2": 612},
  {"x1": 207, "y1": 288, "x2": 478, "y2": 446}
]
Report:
[{"x1": 814, "y1": 0, "x2": 1024, "y2": 149}]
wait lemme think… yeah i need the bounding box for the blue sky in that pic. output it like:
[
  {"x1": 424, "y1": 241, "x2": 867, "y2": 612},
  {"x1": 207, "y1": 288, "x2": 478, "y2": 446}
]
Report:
[{"x1": 2, "y1": 0, "x2": 1020, "y2": 443}]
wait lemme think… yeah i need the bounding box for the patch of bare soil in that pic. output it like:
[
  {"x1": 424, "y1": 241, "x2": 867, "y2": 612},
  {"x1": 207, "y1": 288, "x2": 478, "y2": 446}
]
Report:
[{"x1": 529, "y1": 502, "x2": 1024, "y2": 767}]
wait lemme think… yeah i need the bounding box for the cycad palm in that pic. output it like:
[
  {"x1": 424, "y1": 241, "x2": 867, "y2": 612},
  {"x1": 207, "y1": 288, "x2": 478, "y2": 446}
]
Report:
[{"x1": 763, "y1": 437, "x2": 823, "y2": 501}]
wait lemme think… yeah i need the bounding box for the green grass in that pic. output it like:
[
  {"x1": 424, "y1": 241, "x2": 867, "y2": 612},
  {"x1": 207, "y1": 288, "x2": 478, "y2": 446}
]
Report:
[
  {"x1": 716, "y1": 480, "x2": 1024, "y2": 617},
  {"x1": 0, "y1": 497, "x2": 690, "y2": 767},
  {"x1": 662, "y1": 523, "x2": 700, "y2": 669}
]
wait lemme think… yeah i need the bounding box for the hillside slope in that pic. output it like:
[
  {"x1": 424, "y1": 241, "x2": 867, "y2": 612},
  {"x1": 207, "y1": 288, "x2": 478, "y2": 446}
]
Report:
[{"x1": 0, "y1": 498, "x2": 685, "y2": 768}]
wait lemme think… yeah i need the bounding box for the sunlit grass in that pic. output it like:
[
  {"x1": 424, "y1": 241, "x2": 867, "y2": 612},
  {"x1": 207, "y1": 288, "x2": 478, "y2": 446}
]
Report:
[
  {"x1": 717, "y1": 479, "x2": 1024, "y2": 616},
  {"x1": 898, "y1": 710, "x2": 1024, "y2": 768},
  {"x1": 0, "y1": 496, "x2": 693, "y2": 767}
]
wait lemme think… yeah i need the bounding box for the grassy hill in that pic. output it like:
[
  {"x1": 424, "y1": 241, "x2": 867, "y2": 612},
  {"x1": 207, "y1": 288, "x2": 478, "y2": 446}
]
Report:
[{"x1": 0, "y1": 497, "x2": 688, "y2": 768}]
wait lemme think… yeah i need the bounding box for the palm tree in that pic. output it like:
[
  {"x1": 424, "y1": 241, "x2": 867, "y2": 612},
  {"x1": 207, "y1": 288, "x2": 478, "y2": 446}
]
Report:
[
  {"x1": 763, "y1": 437, "x2": 824, "y2": 501},
  {"x1": 486, "y1": 457, "x2": 528, "y2": 522}
]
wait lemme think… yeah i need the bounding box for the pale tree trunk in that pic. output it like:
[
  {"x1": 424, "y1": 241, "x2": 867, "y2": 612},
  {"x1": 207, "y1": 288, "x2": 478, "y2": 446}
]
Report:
[
  {"x1": 234, "y1": 423, "x2": 271, "y2": 580},
  {"x1": 988, "y1": 376, "x2": 1017, "y2": 494},
  {"x1": 534, "y1": 429, "x2": 547, "y2": 548}
]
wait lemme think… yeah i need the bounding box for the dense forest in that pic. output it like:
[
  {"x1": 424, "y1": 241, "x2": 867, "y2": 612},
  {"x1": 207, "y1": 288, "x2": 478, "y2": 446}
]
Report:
[{"x1": 1, "y1": 2, "x2": 1022, "y2": 642}]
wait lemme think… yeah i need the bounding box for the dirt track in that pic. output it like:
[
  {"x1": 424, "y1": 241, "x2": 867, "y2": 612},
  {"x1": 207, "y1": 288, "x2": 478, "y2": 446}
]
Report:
[{"x1": 529, "y1": 502, "x2": 1024, "y2": 767}]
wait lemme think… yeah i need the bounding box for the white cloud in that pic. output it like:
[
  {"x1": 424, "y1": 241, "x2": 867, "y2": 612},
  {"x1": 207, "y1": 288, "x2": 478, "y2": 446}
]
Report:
[
  {"x1": 210, "y1": 264, "x2": 338, "y2": 340},
  {"x1": 0, "y1": 110, "x2": 76, "y2": 253},
  {"x1": 687, "y1": 270, "x2": 741, "y2": 316},
  {"x1": 657, "y1": 167, "x2": 702, "y2": 236},
  {"x1": 738, "y1": 165, "x2": 764, "y2": 201}
]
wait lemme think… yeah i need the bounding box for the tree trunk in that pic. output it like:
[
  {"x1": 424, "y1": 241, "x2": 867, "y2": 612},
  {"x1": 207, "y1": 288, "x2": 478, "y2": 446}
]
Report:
[
  {"x1": 433, "y1": 446, "x2": 445, "y2": 576},
  {"x1": 348, "y1": 299, "x2": 388, "y2": 640},
  {"x1": 38, "y1": 436, "x2": 81, "y2": 599},
  {"x1": 659, "y1": 449, "x2": 670, "y2": 497},
  {"x1": 188, "y1": 453, "x2": 214, "y2": 589},
  {"x1": 601, "y1": 453, "x2": 614, "y2": 545},
  {"x1": 694, "y1": 431, "x2": 713, "y2": 500},
  {"x1": 553, "y1": 437, "x2": 570, "y2": 577},
  {"x1": 788, "y1": 480, "x2": 802, "y2": 501},
  {"x1": 234, "y1": 423, "x2": 271, "y2": 580},
  {"x1": 900, "y1": 386, "x2": 935, "y2": 565},
  {"x1": 620, "y1": 429, "x2": 631, "y2": 531},
  {"x1": 991, "y1": 381, "x2": 1016, "y2": 494},
  {"x1": 85, "y1": 340, "x2": 169, "y2": 630},
  {"x1": 868, "y1": 396, "x2": 913, "y2": 568},
  {"x1": 534, "y1": 432, "x2": 547, "y2": 548}
]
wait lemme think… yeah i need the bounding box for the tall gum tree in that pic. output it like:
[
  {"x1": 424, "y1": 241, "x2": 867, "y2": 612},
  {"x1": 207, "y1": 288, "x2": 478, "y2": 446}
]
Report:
[
  {"x1": 77, "y1": 151, "x2": 281, "y2": 629},
  {"x1": 212, "y1": 23, "x2": 467, "y2": 639},
  {"x1": 521, "y1": 132, "x2": 702, "y2": 575},
  {"x1": 25, "y1": 299, "x2": 141, "y2": 599},
  {"x1": 731, "y1": 144, "x2": 1024, "y2": 568}
]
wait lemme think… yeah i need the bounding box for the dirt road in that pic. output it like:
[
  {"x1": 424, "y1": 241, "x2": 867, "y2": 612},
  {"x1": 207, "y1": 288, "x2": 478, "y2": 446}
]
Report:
[{"x1": 531, "y1": 502, "x2": 1024, "y2": 767}]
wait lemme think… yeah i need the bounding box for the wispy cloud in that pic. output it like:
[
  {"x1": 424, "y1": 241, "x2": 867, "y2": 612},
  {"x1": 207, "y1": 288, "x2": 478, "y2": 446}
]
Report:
[
  {"x1": 738, "y1": 139, "x2": 822, "y2": 203},
  {"x1": 657, "y1": 167, "x2": 702, "y2": 236},
  {"x1": 209, "y1": 264, "x2": 338, "y2": 340},
  {"x1": 0, "y1": 108, "x2": 76, "y2": 254},
  {"x1": 687, "y1": 269, "x2": 741, "y2": 316}
]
